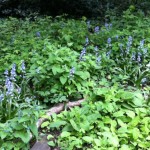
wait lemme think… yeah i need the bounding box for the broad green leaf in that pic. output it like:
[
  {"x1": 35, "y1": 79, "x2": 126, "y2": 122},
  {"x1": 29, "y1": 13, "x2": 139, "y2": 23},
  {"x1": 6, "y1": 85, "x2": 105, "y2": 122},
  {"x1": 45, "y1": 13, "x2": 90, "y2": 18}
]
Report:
[
  {"x1": 60, "y1": 76, "x2": 67, "y2": 85},
  {"x1": 94, "y1": 139, "x2": 101, "y2": 146},
  {"x1": 113, "y1": 111, "x2": 125, "y2": 117},
  {"x1": 120, "y1": 144, "x2": 130, "y2": 150},
  {"x1": 129, "y1": 116, "x2": 139, "y2": 127},
  {"x1": 0, "y1": 131, "x2": 7, "y2": 139},
  {"x1": 132, "y1": 128, "x2": 140, "y2": 140},
  {"x1": 47, "y1": 134, "x2": 54, "y2": 140},
  {"x1": 52, "y1": 65, "x2": 63, "y2": 75},
  {"x1": 41, "y1": 121, "x2": 50, "y2": 128},
  {"x1": 117, "y1": 119, "x2": 127, "y2": 127},
  {"x1": 48, "y1": 141, "x2": 55, "y2": 147},
  {"x1": 61, "y1": 131, "x2": 71, "y2": 138},
  {"x1": 30, "y1": 123, "x2": 38, "y2": 138},
  {"x1": 14, "y1": 130, "x2": 31, "y2": 143},
  {"x1": 109, "y1": 135, "x2": 119, "y2": 147},
  {"x1": 120, "y1": 91, "x2": 134, "y2": 100},
  {"x1": 82, "y1": 136, "x2": 93, "y2": 143},
  {"x1": 132, "y1": 92, "x2": 144, "y2": 106},
  {"x1": 126, "y1": 110, "x2": 135, "y2": 119},
  {"x1": 50, "y1": 121, "x2": 66, "y2": 128},
  {"x1": 75, "y1": 71, "x2": 90, "y2": 80}
]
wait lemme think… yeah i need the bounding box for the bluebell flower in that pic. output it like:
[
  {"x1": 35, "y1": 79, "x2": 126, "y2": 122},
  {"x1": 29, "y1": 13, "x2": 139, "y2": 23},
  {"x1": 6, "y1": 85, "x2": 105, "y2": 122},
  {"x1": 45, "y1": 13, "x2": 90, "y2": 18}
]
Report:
[
  {"x1": 94, "y1": 26, "x2": 100, "y2": 33},
  {"x1": 69, "y1": 67, "x2": 75, "y2": 78},
  {"x1": 0, "y1": 94, "x2": 4, "y2": 102},
  {"x1": 105, "y1": 23, "x2": 112, "y2": 30},
  {"x1": 96, "y1": 55, "x2": 101, "y2": 64},
  {"x1": 87, "y1": 20, "x2": 90, "y2": 28},
  {"x1": 106, "y1": 50, "x2": 111, "y2": 58},
  {"x1": 105, "y1": 23, "x2": 109, "y2": 30},
  {"x1": 131, "y1": 52, "x2": 136, "y2": 61},
  {"x1": 17, "y1": 88, "x2": 21, "y2": 94},
  {"x1": 4, "y1": 70, "x2": 9, "y2": 77},
  {"x1": 107, "y1": 38, "x2": 111, "y2": 45},
  {"x1": 137, "y1": 52, "x2": 142, "y2": 62},
  {"x1": 10, "y1": 64, "x2": 16, "y2": 81},
  {"x1": 79, "y1": 47, "x2": 86, "y2": 61},
  {"x1": 107, "y1": 38, "x2": 112, "y2": 48},
  {"x1": 36, "y1": 32, "x2": 41, "y2": 37},
  {"x1": 21, "y1": 61, "x2": 26, "y2": 73},
  {"x1": 141, "y1": 78, "x2": 147, "y2": 84},
  {"x1": 85, "y1": 37, "x2": 89, "y2": 46},
  {"x1": 109, "y1": 23, "x2": 112, "y2": 28},
  {"x1": 94, "y1": 46, "x2": 98, "y2": 56},
  {"x1": 116, "y1": 35, "x2": 119, "y2": 39},
  {"x1": 126, "y1": 36, "x2": 133, "y2": 53},
  {"x1": 140, "y1": 39, "x2": 145, "y2": 48},
  {"x1": 119, "y1": 44, "x2": 123, "y2": 56},
  {"x1": 5, "y1": 76, "x2": 14, "y2": 96},
  {"x1": 18, "y1": 109, "x2": 23, "y2": 120},
  {"x1": 143, "y1": 48, "x2": 147, "y2": 55}
]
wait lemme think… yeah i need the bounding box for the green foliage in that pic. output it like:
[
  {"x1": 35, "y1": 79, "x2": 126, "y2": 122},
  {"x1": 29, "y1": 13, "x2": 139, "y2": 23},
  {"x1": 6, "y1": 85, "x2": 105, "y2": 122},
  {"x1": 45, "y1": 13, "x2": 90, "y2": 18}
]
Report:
[
  {"x1": 0, "y1": 6, "x2": 150, "y2": 150},
  {"x1": 0, "y1": 12, "x2": 150, "y2": 104},
  {"x1": 42, "y1": 86, "x2": 150, "y2": 149},
  {"x1": 0, "y1": 107, "x2": 39, "y2": 149},
  {"x1": 0, "y1": 63, "x2": 41, "y2": 149}
]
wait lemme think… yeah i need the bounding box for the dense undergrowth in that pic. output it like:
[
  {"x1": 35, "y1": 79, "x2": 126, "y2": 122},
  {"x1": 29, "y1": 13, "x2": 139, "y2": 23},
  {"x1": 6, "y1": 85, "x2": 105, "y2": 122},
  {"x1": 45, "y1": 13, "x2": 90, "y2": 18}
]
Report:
[{"x1": 0, "y1": 8, "x2": 150, "y2": 149}]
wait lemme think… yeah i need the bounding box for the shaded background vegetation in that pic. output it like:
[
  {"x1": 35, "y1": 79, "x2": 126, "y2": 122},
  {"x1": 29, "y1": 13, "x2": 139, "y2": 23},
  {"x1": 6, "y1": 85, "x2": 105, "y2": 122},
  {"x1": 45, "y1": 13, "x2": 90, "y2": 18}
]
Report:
[{"x1": 0, "y1": 0, "x2": 150, "y2": 18}]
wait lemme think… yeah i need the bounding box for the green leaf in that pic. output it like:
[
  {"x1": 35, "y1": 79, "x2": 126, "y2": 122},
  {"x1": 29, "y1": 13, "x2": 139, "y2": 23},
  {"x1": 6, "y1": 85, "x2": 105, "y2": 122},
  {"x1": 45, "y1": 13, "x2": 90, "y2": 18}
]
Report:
[
  {"x1": 60, "y1": 76, "x2": 67, "y2": 85},
  {"x1": 70, "y1": 119, "x2": 79, "y2": 131},
  {"x1": 126, "y1": 110, "x2": 135, "y2": 119},
  {"x1": 82, "y1": 136, "x2": 93, "y2": 143},
  {"x1": 0, "y1": 131, "x2": 7, "y2": 139},
  {"x1": 129, "y1": 116, "x2": 140, "y2": 127},
  {"x1": 48, "y1": 141, "x2": 55, "y2": 147},
  {"x1": 75, "y1": 71, "x2": 90, "y2": 80},
  {"x1": 94, "y1": 139, "x2": 101, "y2": 146},
  {"x1": 132, "y1": 128, "x2": 140, "y2": 140},
  {"x1": 61, "y1": 131, "x2": 71, "y2": 138},
  {"x1": 52, "y1": 65, "x2": 63, "y2": 75},
  {"x1": 30, "y1": 123, "x2": 38, "y2": 138},
  {"x1": 113, "y1": 111, "x2": 125, "y2": 117},
  {"x1": 132, "y1": 92, "x2": 144, "y2": 106},
  {"x1": 120, "y1": 91, "x2": 134, "y2": 100},
  {"x1": 117, "y1": 119, "x2": 127, "y2": 128},
  {"x1": 67, "y1": 42, "x2": 73, "y2": 47},
  {"x1": 47, "y1": 134, "x2": 54, "y2": 140},
  {"x1": 14, "y1": 130, "x2": 31, "y2": 143},
  {"x1": 50, "y1": 121, "x2": 66, "y2": 128},
  {"x1": 109, "y1": 135, "x2": 119, "y2": 147},
  {"x1": 41, "y1": 121, "x2": 50, "y2": 128}
]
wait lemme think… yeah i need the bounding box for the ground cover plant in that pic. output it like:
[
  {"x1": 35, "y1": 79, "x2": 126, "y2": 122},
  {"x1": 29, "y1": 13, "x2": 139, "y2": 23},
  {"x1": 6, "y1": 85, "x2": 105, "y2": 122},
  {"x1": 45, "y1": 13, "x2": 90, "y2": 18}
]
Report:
[
  {"x1": 0, "y1": 8, "x2": 150, "y2": 149},
  {"x1": 41, "y1": 85, "x2": 150, "y2": 149}
]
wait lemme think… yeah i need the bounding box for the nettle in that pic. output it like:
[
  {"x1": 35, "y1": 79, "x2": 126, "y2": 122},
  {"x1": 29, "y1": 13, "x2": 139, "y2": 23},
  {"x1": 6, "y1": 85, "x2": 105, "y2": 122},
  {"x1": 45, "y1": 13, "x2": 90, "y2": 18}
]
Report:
[
  {"x1": 41, "y1": 85, "x2": 150, "y2": 149},
  {"x1": 0, "y1": 62, "x2": 40, "y2": 149}
]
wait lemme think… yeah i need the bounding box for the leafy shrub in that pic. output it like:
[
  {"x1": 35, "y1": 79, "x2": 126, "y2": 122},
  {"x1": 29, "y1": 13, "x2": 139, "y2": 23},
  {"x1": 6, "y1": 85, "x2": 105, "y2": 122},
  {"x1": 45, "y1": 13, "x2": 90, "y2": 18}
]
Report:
[{"x1": 41, "y1": 86, "x2": 150, "y2": 149}]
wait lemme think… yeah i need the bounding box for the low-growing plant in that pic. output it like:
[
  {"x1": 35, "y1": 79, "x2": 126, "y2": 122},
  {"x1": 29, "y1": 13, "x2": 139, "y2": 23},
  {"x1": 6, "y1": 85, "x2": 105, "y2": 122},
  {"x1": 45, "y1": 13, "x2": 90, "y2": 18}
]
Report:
[
  {"x1": 0, "y1": 62, "x2": 41, "y2": 149},
  {"x1": 41, "y1": 85, "x2": 150, "y2": 149}
]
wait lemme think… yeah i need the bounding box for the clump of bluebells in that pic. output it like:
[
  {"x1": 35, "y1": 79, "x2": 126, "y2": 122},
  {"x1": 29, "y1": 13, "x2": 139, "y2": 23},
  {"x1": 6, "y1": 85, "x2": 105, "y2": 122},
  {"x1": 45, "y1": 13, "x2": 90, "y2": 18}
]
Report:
[
  {"x1": 79, "y1": 47, "x2": 86, "y2": 61},
  {"x1": 69, "y1": 67, "x2": 75, "y2": 79},
  {"x1": 105, "y1": 23, "x2": 112, "y2": 30},
  {"x1": 0, "y1": 61, "x2": 36, "y2": 123},
  {"x1": 126, "y1": 36, "x2": 132, "y2": 54}
]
